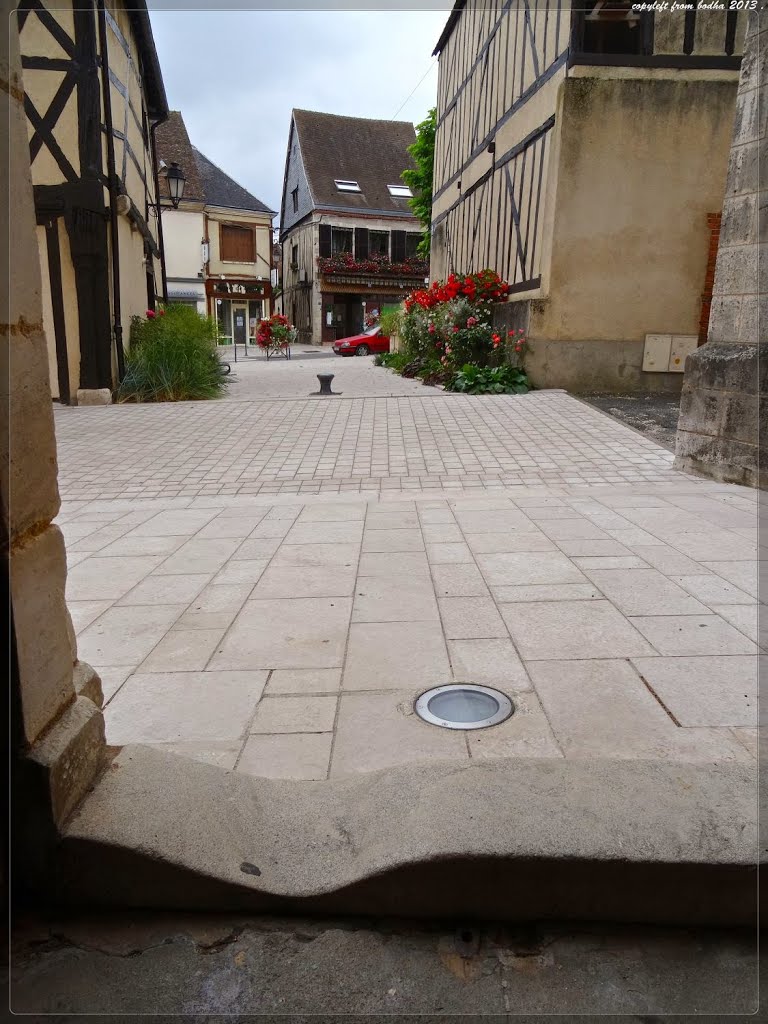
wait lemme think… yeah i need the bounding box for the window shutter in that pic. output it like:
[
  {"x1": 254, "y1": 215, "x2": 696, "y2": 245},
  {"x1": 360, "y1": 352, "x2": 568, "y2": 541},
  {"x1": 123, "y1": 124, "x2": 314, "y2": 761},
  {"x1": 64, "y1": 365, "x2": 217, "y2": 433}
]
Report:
[
  {"x1": 391, "y1": 230, "x2": 406, "y2": 263},
  {"x1": 220, "y1": 224, "x2": 254, "y2": 262},
  {"x1": 319, "y1": 224, "x2": 332, "y2": 258},
  {"x1": 354, "y1": 227, "x2": 369, "y2": 260}
]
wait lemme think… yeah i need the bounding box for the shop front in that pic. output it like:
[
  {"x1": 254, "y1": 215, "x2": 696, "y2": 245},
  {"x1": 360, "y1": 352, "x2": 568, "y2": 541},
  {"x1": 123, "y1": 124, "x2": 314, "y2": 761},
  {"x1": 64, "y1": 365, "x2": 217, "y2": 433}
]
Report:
[
  {"x1": 205, "y1": 278, "x2": 272, "y2": 346},
  {"x1": 319, "y1": 279, "x2": 423, "y2": 344}
]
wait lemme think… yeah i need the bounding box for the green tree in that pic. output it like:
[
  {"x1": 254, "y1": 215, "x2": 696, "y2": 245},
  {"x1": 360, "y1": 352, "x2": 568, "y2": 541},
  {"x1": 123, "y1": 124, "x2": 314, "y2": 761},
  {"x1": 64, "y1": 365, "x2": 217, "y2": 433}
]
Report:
[{"x1": 401, "y1": 107, "x2": 436, "y2": 258}]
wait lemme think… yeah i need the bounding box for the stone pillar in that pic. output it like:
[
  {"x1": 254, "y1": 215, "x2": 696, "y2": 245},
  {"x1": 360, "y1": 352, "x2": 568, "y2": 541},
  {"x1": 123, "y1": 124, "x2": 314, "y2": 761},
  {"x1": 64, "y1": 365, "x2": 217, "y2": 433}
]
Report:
[
  {"x1": 1, "y1": 3, "x2": 107, "y2": 897},
  {"x1": 674, "y1": 11, "x2": 766, "y2": 487}
]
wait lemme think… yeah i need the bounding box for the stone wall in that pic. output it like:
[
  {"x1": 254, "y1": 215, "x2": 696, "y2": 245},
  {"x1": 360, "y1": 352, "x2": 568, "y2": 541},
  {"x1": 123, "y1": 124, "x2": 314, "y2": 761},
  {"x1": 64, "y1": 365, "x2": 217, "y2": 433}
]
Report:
[
  {"x1": 2, "y1": 2, "x2": 107, "y2": 899},
  {"x1": 674, "y1": 11, "x2": 766, "y2": 487}
]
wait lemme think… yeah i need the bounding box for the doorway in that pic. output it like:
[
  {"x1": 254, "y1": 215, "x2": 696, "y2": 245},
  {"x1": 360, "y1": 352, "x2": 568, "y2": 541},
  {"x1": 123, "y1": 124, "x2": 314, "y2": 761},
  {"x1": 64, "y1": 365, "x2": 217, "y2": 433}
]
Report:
[{"x1": 233, "y1": 303, "x2": 248, "y2": 346}]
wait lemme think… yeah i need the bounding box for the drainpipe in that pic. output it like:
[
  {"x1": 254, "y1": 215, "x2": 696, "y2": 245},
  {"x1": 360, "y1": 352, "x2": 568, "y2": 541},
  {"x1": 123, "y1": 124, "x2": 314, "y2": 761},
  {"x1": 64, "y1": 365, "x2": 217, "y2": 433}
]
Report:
[
  {"x1": 150, "y1": 117, "x2": 169, "y2": 304},
  {"x1": 96, "y1": 0, "x2": 125, "y2": 381}
]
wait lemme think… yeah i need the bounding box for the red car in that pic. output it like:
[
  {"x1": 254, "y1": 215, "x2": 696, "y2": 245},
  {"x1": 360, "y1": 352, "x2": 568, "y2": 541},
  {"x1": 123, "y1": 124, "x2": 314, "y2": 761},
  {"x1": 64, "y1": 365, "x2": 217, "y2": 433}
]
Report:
[{"x1": 332, "y1": 325, "x2": 391, "y2": 356}]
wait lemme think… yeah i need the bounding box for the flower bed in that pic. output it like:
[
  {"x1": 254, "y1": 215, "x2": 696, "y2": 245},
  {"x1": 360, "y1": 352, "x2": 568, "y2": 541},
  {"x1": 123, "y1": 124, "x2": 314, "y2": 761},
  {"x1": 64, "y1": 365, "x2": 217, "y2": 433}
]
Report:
[{"x1": 382, "y1": 269, "x2": 531, "y2": 395}]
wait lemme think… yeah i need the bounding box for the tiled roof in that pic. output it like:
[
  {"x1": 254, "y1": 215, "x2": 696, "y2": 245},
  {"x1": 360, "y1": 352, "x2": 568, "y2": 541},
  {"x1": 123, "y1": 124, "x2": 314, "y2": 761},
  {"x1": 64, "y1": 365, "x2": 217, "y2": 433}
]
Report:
[
  {"x1": 154, "y1": 111, "x2": 205, "y2": 203},
  {"x1": 292, "y1": 109, "x2": 418, "y2": 216},
  {"x1": 193, "y1": 147, "x2": 275, "y2": 215}
]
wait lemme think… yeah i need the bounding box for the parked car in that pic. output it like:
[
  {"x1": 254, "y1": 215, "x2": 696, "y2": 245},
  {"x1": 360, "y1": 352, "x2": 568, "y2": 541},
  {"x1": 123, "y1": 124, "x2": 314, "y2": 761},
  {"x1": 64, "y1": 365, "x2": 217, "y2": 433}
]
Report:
[{"x1": 332, "y1": 324, "x2": 390, "y2": 356}]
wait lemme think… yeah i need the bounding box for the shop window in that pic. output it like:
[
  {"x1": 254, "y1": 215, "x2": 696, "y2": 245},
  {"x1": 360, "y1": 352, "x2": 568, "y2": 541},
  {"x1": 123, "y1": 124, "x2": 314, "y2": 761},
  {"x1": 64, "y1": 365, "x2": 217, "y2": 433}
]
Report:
[
  {"x1": 369, "y1": 231, "x2": 389, "y2": 256},
  {"x1": 331, "y1": 228, "x2": 353, "y2": 254},
  {"x1": 405, "y1": 233, "x2": 421, "y2": 258},
  {"x1": 220, "y1": 224, "x2": 255, "y2": 262}
]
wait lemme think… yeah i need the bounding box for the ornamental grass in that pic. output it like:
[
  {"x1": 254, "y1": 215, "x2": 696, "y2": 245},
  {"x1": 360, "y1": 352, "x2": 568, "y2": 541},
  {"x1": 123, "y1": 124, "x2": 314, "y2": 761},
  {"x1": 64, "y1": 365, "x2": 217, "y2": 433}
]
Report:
[{"x1": 118, "y1": 304, "x2": 229, "y2": 403}]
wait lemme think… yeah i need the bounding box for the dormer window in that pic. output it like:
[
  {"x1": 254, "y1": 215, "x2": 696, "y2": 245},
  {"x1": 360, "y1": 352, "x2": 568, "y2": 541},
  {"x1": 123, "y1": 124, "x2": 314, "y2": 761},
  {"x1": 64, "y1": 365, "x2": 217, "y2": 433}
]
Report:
[
  {"x1": 335, "y1": 179, "x2": 361, "y2": 193},
  {"x1": 387, "y1": 184, "x2": 412, "y2": 198}
]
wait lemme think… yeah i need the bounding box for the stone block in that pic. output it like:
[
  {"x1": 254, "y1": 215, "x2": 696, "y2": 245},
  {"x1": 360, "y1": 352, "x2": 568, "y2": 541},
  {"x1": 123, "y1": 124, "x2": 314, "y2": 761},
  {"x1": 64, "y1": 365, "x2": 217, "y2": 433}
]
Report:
[
  {"x1": 1, "y1": 50, "x2": 43, "y2": 329},
  {"x1": 76, "y1": 389, "x2": 113, "y2": 406},
  {"x1": 72, "y1": 661, "x2": 104, "y2": 707},
  {"x1": 719, "y1": 390, "x2": 759, "y2": 443},
  {"x1": 0, "y1": 331, "x2": 61, "y2": 541},
  {"x1": 26, "y1": 696, "x2": 106, "y2": 827},
  {"x1": 0, "y1": 10, "x2": 25, "y2": 101},
  {"x1": 707, "y1": 294, "x2": 743, "y2": 345},
  {"x1": 736, "y1": 294, "x2": 760, "y2": 345},
  {"x1": 733, "y1": 85, "x2": 759, "y2": 147},
  {"x1": 675, "y1": 430, "x2": 761, "y2": 488},
  {"x1": 65, "y1": 607, "x2": 77, "y2": 665},
  {"x1": 682, "y1": 343, "x2": 761, "y2": 394},
  {"x1": 712, "y1": 244, "x2": 757, "y2": 298},
  {"x1": 719, "y1": 194, "x2": 756, "y2": 248},
  {"x1": 725, "y1": 139, "x2": 758, "y2": 197},
  {"x1": 11, "y1": 526, "x2": 76, "y2": 742}
]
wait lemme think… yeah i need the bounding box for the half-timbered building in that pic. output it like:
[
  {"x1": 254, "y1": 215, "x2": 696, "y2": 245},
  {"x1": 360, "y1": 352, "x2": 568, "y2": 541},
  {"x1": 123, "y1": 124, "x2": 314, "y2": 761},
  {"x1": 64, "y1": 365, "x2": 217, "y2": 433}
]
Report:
[
  {"x1": 18, "y1": 0, "x2": 168, "y2": 403},
  {"x1": 279, "y1": 110, "x2": 428, "y2": 345},
  {"x1": 431, "y1": 2, "x2": 749, "y2": 391}
]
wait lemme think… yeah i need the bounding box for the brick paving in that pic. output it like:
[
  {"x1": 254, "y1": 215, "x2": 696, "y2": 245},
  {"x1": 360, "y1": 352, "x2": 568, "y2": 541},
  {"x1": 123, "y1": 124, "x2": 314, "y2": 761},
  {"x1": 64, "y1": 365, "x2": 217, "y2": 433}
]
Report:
[
  {"x1": 54, "y1": 360, "x2": 759, "y2": 779},
  {"x1": 54, "y1": 358, "x2": 676, "y2": 500}
]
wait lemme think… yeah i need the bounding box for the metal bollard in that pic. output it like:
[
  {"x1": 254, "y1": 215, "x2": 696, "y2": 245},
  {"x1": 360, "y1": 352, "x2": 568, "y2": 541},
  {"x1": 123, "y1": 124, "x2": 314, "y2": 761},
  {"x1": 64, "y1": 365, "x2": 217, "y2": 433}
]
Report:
[{"x1": 317, "y1": 374, "x2": 335, "y2": 395}]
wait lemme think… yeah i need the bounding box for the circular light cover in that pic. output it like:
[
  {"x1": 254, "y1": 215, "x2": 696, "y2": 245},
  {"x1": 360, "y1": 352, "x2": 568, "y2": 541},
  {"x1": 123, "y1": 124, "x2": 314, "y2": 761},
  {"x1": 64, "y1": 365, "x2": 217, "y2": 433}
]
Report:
[{"x1": 415, "y1": 684, "x2": 514, "y2": 730}]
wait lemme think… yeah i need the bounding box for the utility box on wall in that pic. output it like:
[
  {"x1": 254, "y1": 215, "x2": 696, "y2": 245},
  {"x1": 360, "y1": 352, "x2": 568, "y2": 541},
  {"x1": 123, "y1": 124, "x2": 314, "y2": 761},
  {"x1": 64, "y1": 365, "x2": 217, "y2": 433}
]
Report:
[{"x1": 642, "y1": 335, "x2": 698, "y2": 373}]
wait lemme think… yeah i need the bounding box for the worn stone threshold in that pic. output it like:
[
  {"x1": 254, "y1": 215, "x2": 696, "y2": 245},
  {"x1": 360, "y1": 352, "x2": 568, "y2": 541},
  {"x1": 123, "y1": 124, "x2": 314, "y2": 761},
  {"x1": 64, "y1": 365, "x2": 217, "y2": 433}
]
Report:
[{"x1": 55, "y1": 745, "x2": 758, "y2": 926}]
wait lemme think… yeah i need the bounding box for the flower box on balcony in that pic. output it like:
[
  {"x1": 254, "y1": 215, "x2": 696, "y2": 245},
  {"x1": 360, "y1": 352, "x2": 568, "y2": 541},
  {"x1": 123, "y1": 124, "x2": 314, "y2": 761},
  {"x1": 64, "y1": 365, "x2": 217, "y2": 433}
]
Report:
[{"x1": 318, "y1": 252, "x2": 429, "y2": 279}]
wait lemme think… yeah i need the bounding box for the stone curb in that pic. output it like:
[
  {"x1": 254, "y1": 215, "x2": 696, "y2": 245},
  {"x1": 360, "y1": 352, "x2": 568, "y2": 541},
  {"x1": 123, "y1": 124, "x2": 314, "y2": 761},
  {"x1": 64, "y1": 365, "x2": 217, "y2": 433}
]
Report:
[{"x1": 57, "y1": 746, "x2": 759, "y2": 925}]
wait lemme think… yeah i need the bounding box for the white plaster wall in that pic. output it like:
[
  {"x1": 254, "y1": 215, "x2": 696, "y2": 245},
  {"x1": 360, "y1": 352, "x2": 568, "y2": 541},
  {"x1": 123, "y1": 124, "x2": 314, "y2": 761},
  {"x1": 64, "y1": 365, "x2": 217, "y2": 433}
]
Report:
[{"x1": 163, "y1": 208, "x2": 205, "y2": 280}]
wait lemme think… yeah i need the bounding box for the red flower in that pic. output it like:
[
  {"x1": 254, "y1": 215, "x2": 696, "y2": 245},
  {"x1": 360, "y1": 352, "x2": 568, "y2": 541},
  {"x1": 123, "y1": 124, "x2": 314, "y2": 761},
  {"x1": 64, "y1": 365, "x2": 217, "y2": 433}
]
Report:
[{"x1": 146, "y1": 309, "x2": 156, "y2": 319}]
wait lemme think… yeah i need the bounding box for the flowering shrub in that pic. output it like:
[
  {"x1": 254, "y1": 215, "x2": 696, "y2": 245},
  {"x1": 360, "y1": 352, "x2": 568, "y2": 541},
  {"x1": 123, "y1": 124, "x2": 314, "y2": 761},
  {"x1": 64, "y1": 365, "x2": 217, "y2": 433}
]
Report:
[
  {"x1": 387, "y1": 268, "x2": 531, "y2": 393},
  {"x1": 318, "y1": 252, "x2": 428, "y2": 278},
  {"x1": 404, "y1": 270, "x2": 509, "y2": 312},
  {"x1": 256, "y1": 313, "x2": 298, "y2": 348}
]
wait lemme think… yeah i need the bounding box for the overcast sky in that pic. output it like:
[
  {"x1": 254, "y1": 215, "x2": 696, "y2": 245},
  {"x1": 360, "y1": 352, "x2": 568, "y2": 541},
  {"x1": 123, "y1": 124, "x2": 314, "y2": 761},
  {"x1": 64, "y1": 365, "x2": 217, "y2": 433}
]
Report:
[{"x1": 148, "y1": 5, "x2": 451, "y2": 221}]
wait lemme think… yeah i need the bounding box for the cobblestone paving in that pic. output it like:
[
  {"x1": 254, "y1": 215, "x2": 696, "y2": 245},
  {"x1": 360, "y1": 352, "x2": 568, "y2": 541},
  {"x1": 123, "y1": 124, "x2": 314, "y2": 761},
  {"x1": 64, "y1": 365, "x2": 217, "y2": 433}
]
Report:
[
  {"x1": 54, "y1": 369, "x2": 676, "y2": 500},
  {"x1": 54, "y1": 360, "x2": 759, "y2": 779}
]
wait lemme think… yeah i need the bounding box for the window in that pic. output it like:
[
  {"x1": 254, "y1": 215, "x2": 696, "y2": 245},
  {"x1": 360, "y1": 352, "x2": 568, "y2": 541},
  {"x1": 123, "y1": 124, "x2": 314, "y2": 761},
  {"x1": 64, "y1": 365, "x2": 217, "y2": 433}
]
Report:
[
  {"x1": 369, "y1": 231, "x2": 389, "y2": 256},
  {"x1": 331, "y1": 228, "x2": 353, "y2": 254},
  {"x1": 334, "y1": 179, "x2": 361, "y2": 193},
  {"x1": 387, "y1": 184, "x2": 412, "y2": 198},
  {"x1": 291, "y1": 187, "x2": 299, "y2": 212},
  {"x1": 220, "y1": 224, "x2": 255, "y2": 262},
  {"x1": 581, "y1": 1, "x2": 642, "y2": 55},
  {"x1": 405, "y1": 233, "x2": 421, "y2": 258},
  {"x1": 291, "y1": 244, "x2": 298, "y2": 269}
]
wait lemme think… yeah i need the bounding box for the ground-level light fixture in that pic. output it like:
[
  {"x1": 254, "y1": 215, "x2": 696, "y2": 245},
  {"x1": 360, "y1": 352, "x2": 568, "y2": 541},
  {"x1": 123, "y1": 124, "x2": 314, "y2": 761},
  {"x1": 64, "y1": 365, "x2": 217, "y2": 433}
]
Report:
[
  {"x1": 415, "y1": 683, "x2": 513, "y2": 730},
  {"x1": 166, "y1": 161, "x2": 186, "y2": 208}
]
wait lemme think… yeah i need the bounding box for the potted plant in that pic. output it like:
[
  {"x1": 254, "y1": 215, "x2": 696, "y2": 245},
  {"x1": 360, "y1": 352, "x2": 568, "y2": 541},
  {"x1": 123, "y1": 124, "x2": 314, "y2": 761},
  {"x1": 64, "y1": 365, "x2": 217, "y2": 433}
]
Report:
[{"x1": 256, "y1": 313, "x2": 298, "y2": 360}]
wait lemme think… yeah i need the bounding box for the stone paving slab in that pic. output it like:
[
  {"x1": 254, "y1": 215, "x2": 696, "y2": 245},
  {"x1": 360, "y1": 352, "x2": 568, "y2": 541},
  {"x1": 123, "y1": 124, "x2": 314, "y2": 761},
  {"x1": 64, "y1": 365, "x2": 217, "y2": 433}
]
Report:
[{"x1": 57, "y1": 483, "x2": 760, "y2": 781}]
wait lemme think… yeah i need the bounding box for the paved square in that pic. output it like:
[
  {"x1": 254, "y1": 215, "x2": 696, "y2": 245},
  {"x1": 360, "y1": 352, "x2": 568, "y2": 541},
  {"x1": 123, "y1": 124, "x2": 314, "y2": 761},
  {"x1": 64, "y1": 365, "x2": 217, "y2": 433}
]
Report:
[{"x1": 54, "y1": 361, "x2": 759, "y2": 779}]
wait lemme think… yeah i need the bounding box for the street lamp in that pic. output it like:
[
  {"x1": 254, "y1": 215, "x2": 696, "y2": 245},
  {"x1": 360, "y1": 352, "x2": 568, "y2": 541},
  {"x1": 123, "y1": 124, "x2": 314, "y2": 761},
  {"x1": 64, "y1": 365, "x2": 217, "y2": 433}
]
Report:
[{"x1": 166, "y1": 162, "x2": 186, "y2": 208}]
